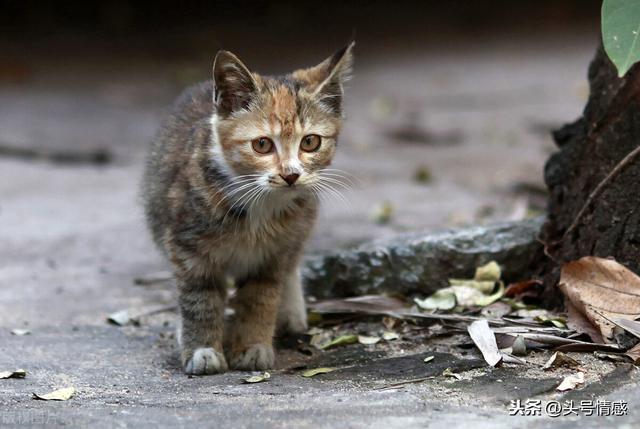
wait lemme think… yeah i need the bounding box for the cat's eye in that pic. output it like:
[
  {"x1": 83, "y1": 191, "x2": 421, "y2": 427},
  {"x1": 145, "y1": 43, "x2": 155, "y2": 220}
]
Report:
[
  {"x1": 300, "y1": 134, "x2": 321, "y2": 152},
  {"x1": 251, "y1": 137, "x2": 274, "y2": 154}
]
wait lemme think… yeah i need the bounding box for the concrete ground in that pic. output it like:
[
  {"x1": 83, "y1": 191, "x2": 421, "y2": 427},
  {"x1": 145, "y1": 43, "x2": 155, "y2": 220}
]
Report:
[{"x1": 1, "y1": 30, "x2": 639, "y2": 428}]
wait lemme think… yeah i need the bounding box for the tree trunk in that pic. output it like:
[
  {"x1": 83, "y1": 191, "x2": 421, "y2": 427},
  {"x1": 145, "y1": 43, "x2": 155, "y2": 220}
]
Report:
[{"x1": 542, "y1": 46, "x2": 640, "y2": 307}]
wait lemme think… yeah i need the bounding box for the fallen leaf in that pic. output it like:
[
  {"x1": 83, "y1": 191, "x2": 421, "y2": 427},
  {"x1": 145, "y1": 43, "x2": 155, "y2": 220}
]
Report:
[
  {"x1": 309, "y1": 295, "x2": 408, "y2": 314},
  {"x1": 468, "y1": 320, "x2": 502, "y2": 367},
  {"x1": 307, "y1": 311, "x2": 323, "y2": 325},
  {"x1": 414, "y1": 290, "x2": 456, "y2": 311},
  {"x1": 0, "y1": 369, "x2": 26, "y2": 379},
  {"x1": 302, "y1": 367, "x2": 335, "y2": 378},
  {"x1": 625, "y1": 343, "x2": 640, "y2": 363},
  {"x1": 559, "y1": 257, "x2": 640, "y2": 344},
  {"x1": 511, "y1": 335, "x2": 527, "y2": 356},
  {"x1": 448, "y1": 279, "x2": 495, "y2": 294},
  {"x1": 357, "y1": 335, "x2": 381, "y2": 345},
  {"x1": 504, "y1": 279, "x2": 542, "y2": 298},
  {"x1": 305, "y1": 327, "x2": 324, "y2": 336},
  {"x1": 423, "y1": 356, "x2": 434, "y2": 363},
  {"x1": 414, "y1": 166, "x2": 432, "y2": 184},
  {"x1": 565, "y1": 299, "x2": 604, "y2": 343},
  {"x1": 481, "y1": 301, "x2": 512, "y2": 318},
  {"x1": 382, "y1": 316, "x2": 398, "y2": 330},
  {"x1": 310, "y1": 331, "x2": 333, "y2": 349},
  {"x1": 319, "y1": 335, "x2": 358, "y2": 350},
  {"x1": 593, "y1": 351, "x2": 632, "y2": 363},
  {"x1": 11, "y1": 329, "x2": 31, "y2": 336},
  {"x1": 372, "y1": 201, "x2": 393, "y2": 224},
  {"x1": 535, "y1": 315, "x2": 567, "y2": 329},
  {"x1": 514, "y1": 308, "x2": 549, "y2": 318},
  {"x1": 555, "y1": 343, "x2": 624, "y2": 353},
  {"x1": 33, "y1": 387, "x2": 75, "y2": 401},
  {"x1": 107, "y1": 310, "x2": 131, "y2": 326},
  {"x1": 417, "y1": 261, "x2": 504, "y2": 310},
  {"x1": 382, "y1": 331, "x2": 399, "y2": 341},
  {"x1": 613, "y1": 318, "x2": 640, "y2": 339},
  {"x1": 474, "y1": 282, "x2": 505, "y2": 307},
  {"x1": 543, "y1": 352, "x2": 580, "y2": 370},
  {"x1": 243, "y1": 372, "x2": 270, "y2": 384},
  {"x1": 474, "y1": 261, "x2": 501, "y2": 282},
  {"x1": 442, "y1": 368, "x2": 462, "y2": 380},
  {"x1": 556, "y1": 372, "x2": 584, "y2": 391}
]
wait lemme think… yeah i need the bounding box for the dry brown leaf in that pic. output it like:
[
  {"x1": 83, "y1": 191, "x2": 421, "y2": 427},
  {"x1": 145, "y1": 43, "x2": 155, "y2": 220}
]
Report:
[
  {"x1": 542, "y1": 351, "x2": 580, "y2": 370},
  {"x1": 505, "y1": 279, "x2": 542, "y2": 298},
  {"x1": 559, "y1": 256, "x2": 640, "y2": 344},
  {"x1": 625, "y1": 343, "x2": 640, "y2": 364},
  {"x1": 613, "y1": 318, "x2": 640, "y2": 339},
  {"x1": 565, "y1": 299, "x2": 604, "y2": 343}
]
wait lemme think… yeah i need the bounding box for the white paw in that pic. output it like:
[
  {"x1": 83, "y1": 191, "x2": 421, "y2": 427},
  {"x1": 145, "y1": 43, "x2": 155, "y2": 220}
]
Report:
[
  {"x1": 229, "y1": 344, "x2": 275, "y2": 370},
  {"x1": 184, "y1": 347, "x2": 228, "y2": 375}
]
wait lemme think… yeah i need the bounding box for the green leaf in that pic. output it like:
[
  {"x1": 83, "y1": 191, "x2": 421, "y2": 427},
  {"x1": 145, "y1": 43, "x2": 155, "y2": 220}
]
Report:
[
  {"x1": 602, "y1": 0, "x2": 640, "y2": 77},
  {"x1": 243, "y1": 372, "x2": 270, "y2": 384},
  {"x1": 474, "y1": 281, "x2": 505, "y2": 307},
  {"x1": 319, "y1": 334, "x2": 358, "y2": 350},
  {"x1": 301, "y1": 367, "x2": 336, "y2": 378},
  {"x1": 474, "y1": 261, "x2": 501, "y2": 282},
  {"x1": 414, "y1": 290, "x2": 456, "y2": 311}
]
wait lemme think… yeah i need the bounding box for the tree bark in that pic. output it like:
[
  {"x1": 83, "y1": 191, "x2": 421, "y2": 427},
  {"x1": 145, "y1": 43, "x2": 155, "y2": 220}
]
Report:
[{"x1": 542, "y1": 46, "x2": 640, "y2": 306}]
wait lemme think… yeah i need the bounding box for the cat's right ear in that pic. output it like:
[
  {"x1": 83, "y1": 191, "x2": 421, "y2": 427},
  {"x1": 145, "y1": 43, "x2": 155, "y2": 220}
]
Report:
[{"x1": 213, "y1": 51, "x2": 259, "y2": 117}]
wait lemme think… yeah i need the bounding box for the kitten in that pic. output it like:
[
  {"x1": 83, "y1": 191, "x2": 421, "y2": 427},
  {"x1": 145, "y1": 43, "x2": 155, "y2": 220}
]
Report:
[{"x1": 142, "y1": 43, "x2": 354, "y2": 374}]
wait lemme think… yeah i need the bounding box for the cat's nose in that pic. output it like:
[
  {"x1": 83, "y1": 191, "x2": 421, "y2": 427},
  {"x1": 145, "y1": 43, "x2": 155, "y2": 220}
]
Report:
[{"x1": 280, "y1": 173, "x2": 300, "y2": 186}]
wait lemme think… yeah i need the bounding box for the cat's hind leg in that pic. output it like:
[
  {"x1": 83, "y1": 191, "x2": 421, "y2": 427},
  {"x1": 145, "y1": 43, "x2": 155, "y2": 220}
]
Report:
[{"x1": 277, "y1": 267, "x2": 308, "y2": 335}]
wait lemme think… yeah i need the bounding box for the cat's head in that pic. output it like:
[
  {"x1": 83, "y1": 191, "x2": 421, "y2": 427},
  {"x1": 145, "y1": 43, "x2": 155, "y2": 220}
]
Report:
[{"x1": 211, "y1": 43, "x2": 353, "y2": 196}]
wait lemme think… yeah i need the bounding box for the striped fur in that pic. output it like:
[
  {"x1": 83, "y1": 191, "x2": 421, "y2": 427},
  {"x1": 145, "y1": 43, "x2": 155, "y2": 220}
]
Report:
[{"x1": 142, "y1": 43, "x2": 354, "y2": 374}]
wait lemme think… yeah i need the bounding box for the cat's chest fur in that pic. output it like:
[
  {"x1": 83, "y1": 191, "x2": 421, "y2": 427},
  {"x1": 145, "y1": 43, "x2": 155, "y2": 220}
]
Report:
[{"x1": 194, "y1": 195, "x2": 316, "y2": 279}]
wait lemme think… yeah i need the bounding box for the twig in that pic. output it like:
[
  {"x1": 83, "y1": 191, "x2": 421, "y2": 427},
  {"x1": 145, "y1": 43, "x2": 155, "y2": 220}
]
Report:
[{"x1": 375, "y1": 376, "x2": 435, "y2": 391}]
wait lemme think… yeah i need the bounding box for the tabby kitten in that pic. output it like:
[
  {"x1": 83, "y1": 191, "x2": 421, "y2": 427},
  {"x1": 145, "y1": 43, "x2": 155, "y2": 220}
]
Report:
[{"x1": 142, "y1": 43, "x2": 354, "y2": 374}]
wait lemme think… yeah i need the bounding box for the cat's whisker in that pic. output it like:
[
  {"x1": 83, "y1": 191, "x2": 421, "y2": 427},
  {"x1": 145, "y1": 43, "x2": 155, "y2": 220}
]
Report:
[
  {"x1": 319, "y1": 168, "x2": 360, "y2": 185},
  {"x1": 214, "y1": 180, "x2": 261, "y2": 212},
  {"x1": 318, "y1": 175, "x2": 352, "y2": 190},
  {"x1": 235, "y1": 185, "x2": 265, "y2": 234},
  {"x1": 314, "y1": 181, "x2": 353, "y2": 212},
  {"x1": 221, "y1": 183, "x2": 260, "y2": 226},
  {"x1": 218, "y1": 176, "x2": 261, "y2": 192}
]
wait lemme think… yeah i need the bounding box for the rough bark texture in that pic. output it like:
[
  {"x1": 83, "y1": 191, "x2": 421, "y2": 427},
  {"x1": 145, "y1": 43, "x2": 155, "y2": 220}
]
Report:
[
  {"x1": 542, "y1": 46, "x2": 640, "y2": 305},
  {"x1": 304, "y1": 218, "x2": 544, "y2": 299}
]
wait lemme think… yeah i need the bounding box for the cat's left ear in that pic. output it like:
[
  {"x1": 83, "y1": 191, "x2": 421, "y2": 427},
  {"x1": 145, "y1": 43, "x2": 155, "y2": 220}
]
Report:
[
  {"x1": 300, "y1": 42, "x2": 355, "y2": 115},
  {"x1": 213, "y1": 50, "x2": 259, "y2": 117}
]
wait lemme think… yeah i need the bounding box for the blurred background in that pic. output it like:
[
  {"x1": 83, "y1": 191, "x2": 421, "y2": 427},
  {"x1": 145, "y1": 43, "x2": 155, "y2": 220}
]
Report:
[{"x1": 1, "y1": 1, "x2": 602, "y2": 318}]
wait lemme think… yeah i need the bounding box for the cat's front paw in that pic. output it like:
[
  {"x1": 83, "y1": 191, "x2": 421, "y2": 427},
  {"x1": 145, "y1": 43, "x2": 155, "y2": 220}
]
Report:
[
  {"x1": 229, "y1": 344, "x2": 275, "y2": 370},
  {"x1": 184, "y1": 347, "x2": 228, "y2": 375}
]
